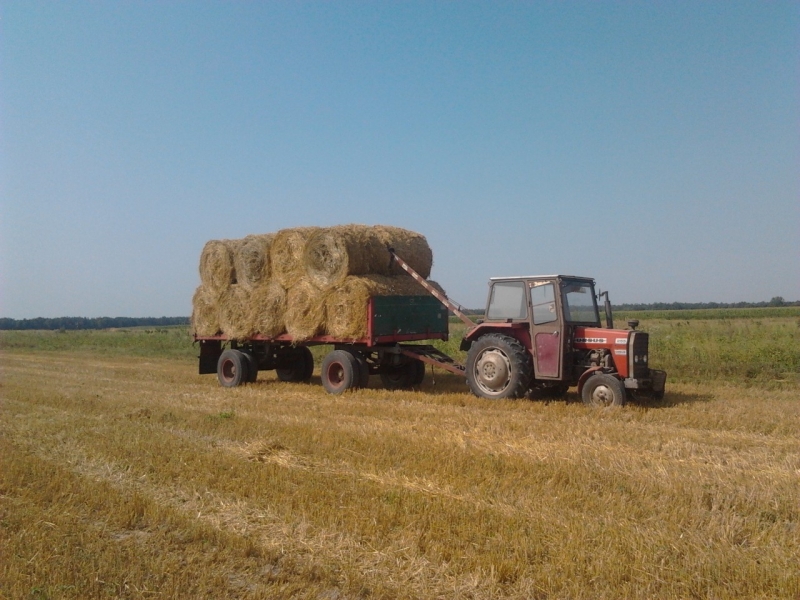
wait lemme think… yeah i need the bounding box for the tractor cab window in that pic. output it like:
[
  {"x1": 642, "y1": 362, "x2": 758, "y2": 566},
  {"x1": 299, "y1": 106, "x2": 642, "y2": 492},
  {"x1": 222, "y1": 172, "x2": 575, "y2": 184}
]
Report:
[
  {"x1": 531, "y1": 282, "x2": 557, "y2": 325},
  {"x1": 562, "y1": 281, "x2": 600, "y2": 325},
  {"x1": 486, "y1": 281, "x2": 527, "y2": 320}
]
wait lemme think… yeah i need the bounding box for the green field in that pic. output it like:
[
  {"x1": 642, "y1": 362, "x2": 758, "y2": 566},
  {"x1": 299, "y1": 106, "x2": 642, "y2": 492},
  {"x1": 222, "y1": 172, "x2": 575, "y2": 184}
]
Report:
[{"x1": 1, "y1": 309, "x2": 798, "y2": 598}]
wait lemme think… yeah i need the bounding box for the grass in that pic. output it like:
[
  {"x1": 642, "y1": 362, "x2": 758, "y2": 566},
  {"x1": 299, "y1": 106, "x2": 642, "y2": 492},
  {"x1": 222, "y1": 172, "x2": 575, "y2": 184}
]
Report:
[{"x1": 1, "y1": 311, "x2": 799, "y2": 598}]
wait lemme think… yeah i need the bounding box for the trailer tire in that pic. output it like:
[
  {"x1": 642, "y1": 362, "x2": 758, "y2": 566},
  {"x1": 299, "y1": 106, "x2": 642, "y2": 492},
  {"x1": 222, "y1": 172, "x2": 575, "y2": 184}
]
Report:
[
  {"x1": 343, "y1": 350, "x2": 370, "y2": 389},
  {"x1": 466, "y1": 334, "x2": 532, "y2": 399},
  {"x1": 276, "y1": 347, "x2": 314, "y2": 383},
  {"x1": 581, "y1": 373, "x2": 626, "y2": 407},
  {"x1": 321, "y1": 350, "x2": 359, "y2": 394},
  {"x1": 409, "y1": 359, "x2": 426, "y2": 386},
  {"x1": 242, "y1": 352, "x2": 259, "y2": 382},
  {"x1": 217, "y1": 349, "x2": 249, "y2": 388}
]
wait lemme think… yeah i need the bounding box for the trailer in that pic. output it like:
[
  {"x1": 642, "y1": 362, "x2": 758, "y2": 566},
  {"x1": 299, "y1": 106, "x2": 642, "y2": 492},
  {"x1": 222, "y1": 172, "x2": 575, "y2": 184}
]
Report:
[{"x1": 195, "y1": 291, "x2": 454, "y2": 393}]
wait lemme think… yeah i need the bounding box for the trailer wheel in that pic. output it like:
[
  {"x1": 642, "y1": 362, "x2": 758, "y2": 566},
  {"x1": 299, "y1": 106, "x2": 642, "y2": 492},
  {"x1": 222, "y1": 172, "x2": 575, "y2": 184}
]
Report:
[
  {"x1": 321, "y1": 350, "x2": 359, "y2": 394},
  {"x1": 242, "y1": 352, "x2": 259, "y2": 383},
  {"x1": 217, "y1": 349, "x2": 249, "y2": 388},
  {"x1": 343, "y1": 350, "x2": 370, "y2": 389},
  {"x1": 276, "y1": 347, "x2": 314, "y2": 383},
  {"x1": 581, "y1": 373, "x2": 626, "y2": 407},
  {"x1": 380, "y1": 359, "x2": 424, "y2": 390},
  {"x1": 466, "y1": 334, "x2": 532, "y2": 399},
  {"x1": 409, "y1": 359, "x2": 426, "y2": 386}
]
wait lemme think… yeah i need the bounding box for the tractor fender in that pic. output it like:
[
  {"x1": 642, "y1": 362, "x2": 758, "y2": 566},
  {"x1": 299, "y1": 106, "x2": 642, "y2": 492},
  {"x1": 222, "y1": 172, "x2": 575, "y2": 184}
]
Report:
[{"x1": 576, "y1": 366, "x2": 605, "y2": 397}]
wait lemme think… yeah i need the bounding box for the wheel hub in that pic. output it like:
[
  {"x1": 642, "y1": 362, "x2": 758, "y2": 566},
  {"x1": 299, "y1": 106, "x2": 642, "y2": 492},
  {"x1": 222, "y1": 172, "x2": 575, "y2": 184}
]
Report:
[
  {"x1": 590, "y1": 384, "x2": 613, "y2": 406},
  {"x1": 475, "y1": 349, "x2": 511, "y2": 393}
]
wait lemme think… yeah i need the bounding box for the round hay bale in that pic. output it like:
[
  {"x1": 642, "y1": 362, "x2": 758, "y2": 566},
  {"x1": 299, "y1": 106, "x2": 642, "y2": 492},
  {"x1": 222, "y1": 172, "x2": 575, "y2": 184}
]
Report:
[
  {"x1": 271, "y1": 227, "x2": 321, "y2": 287},
  {"x1": 285, "y1": 277, "x2": 328, "y2": 341},
  {"x1": 249, "y1": 280, "x2": 287, "y2": 338},
  {"x1": 324, "y1": 275, "x2": 443, "y2": 339},
  {"x1": 199, "y1": 239, "x2": 237, "y2": 294},
  {"x1": 218, "y1": 284, "x2": 254, "y2": 341},
  {"x1": 191, "y1": 286, "x2": 221, "y2": 337},
  {"x1": 303, "y1": 224, "x2": 386, "y2": 289},
  {"x1": 234, "y1": 234, "x2": 274, "y2": 288},
  {"x1": 373, "y1": 225, "x2": 433, "y2": 278}
]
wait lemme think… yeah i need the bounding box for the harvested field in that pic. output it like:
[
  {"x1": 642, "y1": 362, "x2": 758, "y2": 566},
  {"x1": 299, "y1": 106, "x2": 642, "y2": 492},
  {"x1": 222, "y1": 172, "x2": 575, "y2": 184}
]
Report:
[{"x1": 1, "y1": 323, "x2": 798, "y2": 599}]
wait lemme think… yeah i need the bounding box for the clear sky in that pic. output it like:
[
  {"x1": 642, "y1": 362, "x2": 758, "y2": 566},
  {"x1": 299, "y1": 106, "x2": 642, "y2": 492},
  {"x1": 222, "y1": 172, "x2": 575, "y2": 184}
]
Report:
[{"x1": 1, "y1": 1, "x2": 798, "y2": 318}]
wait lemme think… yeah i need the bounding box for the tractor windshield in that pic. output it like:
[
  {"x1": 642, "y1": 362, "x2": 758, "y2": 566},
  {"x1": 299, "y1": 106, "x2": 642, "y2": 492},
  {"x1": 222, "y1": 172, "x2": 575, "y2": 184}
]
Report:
[{"x1": 562, "y1": 280, "x2": 600, "y2": 325}]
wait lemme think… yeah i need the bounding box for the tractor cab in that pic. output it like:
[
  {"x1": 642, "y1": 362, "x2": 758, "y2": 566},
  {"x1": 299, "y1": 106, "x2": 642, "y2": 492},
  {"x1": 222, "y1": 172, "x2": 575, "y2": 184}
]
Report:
[{"x1": 475, "y1": 275, "x2": 600, "y2": 382}]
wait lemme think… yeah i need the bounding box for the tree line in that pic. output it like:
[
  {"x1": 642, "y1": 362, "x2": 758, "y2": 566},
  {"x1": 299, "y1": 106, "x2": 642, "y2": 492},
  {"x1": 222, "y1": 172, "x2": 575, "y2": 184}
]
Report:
[
  {"x1": 612, "y1": 297, "x2": 797, "y2": 311},
  {"x1": 0, "y1": 316, "x2": 190, "y2": 331}
]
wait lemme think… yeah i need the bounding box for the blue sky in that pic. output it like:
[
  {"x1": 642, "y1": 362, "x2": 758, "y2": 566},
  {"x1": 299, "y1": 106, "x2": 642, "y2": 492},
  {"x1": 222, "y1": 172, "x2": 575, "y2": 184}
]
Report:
[{"x1": 1, "y1": 1, "x2": 797, "y2": 318}]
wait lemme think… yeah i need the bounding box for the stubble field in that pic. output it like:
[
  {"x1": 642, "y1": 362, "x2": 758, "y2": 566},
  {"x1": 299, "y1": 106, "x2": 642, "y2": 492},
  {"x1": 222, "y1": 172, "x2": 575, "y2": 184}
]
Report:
[{"x1": 1, "y1": 314, "x2": 799, "y2": 599}]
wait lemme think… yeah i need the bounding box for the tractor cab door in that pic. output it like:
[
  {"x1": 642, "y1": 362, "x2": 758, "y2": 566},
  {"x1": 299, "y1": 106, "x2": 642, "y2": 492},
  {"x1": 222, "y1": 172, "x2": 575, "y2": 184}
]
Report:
[{"x1": 528, "y1": 280, "x2": 564, "y2": 379}]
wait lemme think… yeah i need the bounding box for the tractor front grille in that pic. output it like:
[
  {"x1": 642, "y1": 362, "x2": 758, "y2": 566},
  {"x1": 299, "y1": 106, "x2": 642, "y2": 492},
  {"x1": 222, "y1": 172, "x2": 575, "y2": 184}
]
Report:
[{"x1": 630, "y1": 332, "x2": 650, "y2": 379}]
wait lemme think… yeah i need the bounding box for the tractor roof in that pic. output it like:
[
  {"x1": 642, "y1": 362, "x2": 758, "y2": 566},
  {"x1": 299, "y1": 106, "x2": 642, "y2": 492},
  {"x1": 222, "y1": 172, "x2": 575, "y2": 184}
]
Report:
[{"x1": 489, "y1": 275, "x2": 595, "y2": 283}]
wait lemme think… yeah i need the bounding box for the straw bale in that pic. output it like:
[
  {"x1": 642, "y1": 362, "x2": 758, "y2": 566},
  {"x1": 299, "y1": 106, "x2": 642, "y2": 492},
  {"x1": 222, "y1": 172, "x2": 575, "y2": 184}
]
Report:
[
  {"x1": 373, "y1": 225, "x2": 433, "y2": 278},
  {"x1": 199, "y1": 239, "x2": 237, "y2": 294},
  {"x1": 271, "y1": 227, "x2": 321, "y2": 287},
  {"x1": 285, "y1": 277, "x2": 328, "y2": 341},
  {"x1": 249, "y1": 280, "x2": 287, "y2": 338},
  {"x1": 218, "y1": 284, "x2": 254, "y2": 341},
  {"x1": 303, "y1": 224, "x2": 386, "y2": 289},
  {"x1": 324, "y1": 275, "x2": 444, "y2": 340},
  {"x1": 191, "y1": 286, "x2": 221, "y2": 337},
  {"x1": 234, "y1": 234, "x2": 274, "y2": 288}
]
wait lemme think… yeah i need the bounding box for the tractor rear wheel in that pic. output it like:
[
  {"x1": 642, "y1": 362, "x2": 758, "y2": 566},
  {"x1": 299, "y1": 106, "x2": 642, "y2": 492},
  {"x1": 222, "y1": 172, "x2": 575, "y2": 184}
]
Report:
[
  {"x1": 581, "y1": 373, "x2": 626, "y2": 407},
  {"x1": 466, "y1": 334, "x2": 532, "y2": 399}
]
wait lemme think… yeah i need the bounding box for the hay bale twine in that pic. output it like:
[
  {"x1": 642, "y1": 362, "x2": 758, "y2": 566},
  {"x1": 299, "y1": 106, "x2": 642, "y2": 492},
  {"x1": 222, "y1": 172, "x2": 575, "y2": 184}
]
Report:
[
  {"x1": 271, "y1": 227, "x2": 321, "y2": 287},
  {"x1": 199, "y1": 239, "x2": 237, "y2": 294},
  {"x1": 218, "y1": 284, "x2": 254, "y2": 341},
  {"x1": 303, "y1": 224, "x2": 386, "y2": 289},
  {"x1": 285, "y1": 277, "x2": 328, "y2": 341},
  {"x1": 373, "y1": 225, "x2": 433, "y2": 278},
  {"x1": 234, "y1": 234, "x2": 274, "y2": 288},
  {"x1": 324, "y1": 275, "x2": 442, "y2": 339},
  {"x1": 191, "y1": 286, "x2": 221, "y2": 337},
  {"x1": 249, "y1": 280, "x2": 287, "y2": 338}
]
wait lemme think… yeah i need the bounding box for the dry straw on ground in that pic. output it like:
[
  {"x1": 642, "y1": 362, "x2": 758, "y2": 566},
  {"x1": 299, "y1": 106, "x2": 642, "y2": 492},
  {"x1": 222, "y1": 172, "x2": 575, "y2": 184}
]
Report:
[
  {"x1": 249, "y1": 281, "x2": 287, "y2": 338},
  {"x1": 234, "y1": 234, "x2": 274, "y2": 288}
]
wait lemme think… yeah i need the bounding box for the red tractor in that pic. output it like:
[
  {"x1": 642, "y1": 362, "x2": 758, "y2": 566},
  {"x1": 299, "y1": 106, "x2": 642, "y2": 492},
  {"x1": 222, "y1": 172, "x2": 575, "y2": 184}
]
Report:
[{"x1": 393, "y1": 253, "x2": 666, "y2": 406}]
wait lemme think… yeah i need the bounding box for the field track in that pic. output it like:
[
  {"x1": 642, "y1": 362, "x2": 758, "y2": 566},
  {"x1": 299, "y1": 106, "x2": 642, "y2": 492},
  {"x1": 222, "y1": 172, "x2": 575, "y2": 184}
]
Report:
[{"x1": 2, "y1": 348, "x2": 799, "y2": 599}]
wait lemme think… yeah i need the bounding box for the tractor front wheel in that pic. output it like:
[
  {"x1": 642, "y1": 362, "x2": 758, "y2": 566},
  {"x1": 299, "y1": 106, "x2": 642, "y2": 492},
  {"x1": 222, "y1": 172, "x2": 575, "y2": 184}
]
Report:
[
  {"x1": 466, "y1": 334, "x2": 532, "y2": 399},
  {"x1": 581, "y1": 373, "x2": 626, "y2": 407}
]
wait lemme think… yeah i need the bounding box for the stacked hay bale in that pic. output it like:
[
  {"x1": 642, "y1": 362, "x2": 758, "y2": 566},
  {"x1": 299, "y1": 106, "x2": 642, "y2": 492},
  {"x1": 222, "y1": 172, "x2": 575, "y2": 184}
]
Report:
[{"x1": 191, "y1": 224, "x2": 437, "y2": 341}]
